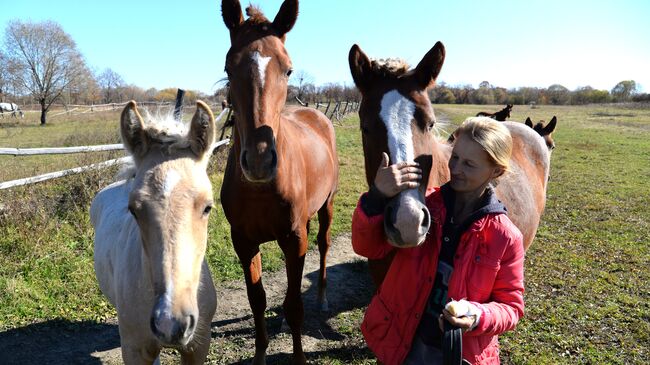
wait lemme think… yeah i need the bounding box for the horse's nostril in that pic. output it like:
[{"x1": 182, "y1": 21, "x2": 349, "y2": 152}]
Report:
[
  {"x1": 188, "y1": 314, "x2": 196, "y2": 331},
  {"x1": 421, "y1": 208, "x2": 431, "y2": 228},
  {"x1": 270, "y1": 149, "x2": 278, "y2": 169},
  {"x1": 241, "y1": 150, "x2": 249, "y2": 170}
]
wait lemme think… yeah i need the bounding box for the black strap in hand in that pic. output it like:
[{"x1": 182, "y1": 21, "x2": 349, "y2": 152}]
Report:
[{"x1": 442, "y1": 321, "x2": 463, "y2": 365}]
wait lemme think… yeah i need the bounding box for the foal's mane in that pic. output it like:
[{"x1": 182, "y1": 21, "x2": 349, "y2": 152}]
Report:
[{"x1": 118, "y1": 110, "x2": 192, "y2": 180}]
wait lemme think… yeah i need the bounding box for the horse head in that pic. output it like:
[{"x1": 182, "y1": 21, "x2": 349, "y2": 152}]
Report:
[
  {"x1": 120, "y1": 100, "x2": 216, "y2": 346},
  {"x1": 349, "y1": 42, "x2": 446, "y2": 247},
  {"x1": 221, "y1": 0, "x2": 298, "y2": 183},
  {"x1": 525, "y1": 116, "x2": 557, "y2": 150}
]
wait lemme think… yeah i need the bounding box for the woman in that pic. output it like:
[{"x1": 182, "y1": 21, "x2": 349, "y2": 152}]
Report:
[{"x1": 352, "y1": 118, "x2": 525, "y2": 365}]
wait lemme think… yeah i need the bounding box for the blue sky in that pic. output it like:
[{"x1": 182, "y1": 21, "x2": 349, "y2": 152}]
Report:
[{"x1": 1, "y1": 0, "x2": 649, "y2": 94}]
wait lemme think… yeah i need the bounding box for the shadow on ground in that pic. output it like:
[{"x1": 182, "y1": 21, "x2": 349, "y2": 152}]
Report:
[{"x1": 0, "y1": 319, "x2": 119, "y2": 365}]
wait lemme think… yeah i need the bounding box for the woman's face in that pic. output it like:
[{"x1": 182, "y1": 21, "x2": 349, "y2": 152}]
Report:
[{"x1": 448, "y1": 133, "x2": 503, "y2": 194}]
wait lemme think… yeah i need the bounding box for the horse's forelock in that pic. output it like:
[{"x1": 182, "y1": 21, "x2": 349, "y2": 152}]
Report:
[
  {"x1": 370, "y1": 58, "x2": 410, "y2": 78},
  {"x1": 245, "y1": 5, "x2": 270, "y2": 25}
]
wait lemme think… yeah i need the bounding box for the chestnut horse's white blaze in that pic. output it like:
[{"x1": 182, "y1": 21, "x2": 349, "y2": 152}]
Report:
[
  {"x1": 92, "y1": 101, "x2": 218, "y2": 365},
  {"x1": 252, "y1": 51, "x2": 272, "y2": 88},
  {"x1": 380, "y1": 89, "x2": 429, "y2": 245}
]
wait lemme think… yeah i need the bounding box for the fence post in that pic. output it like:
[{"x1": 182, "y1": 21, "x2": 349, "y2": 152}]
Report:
[
  {"x1": 173, "y1": 89, "x2": 185, "y2": 121},
  {"x1": 324, "y1": 101, "x2": 331, "y2": 116}
]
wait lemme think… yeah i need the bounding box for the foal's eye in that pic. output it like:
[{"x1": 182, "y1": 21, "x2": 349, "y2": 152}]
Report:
[
  {"x1": 203, "y1": 205, "x2": 213, "y2": 215},
  {"x1": 286, "y1": 69, "x2": 293, "y2": 77}
]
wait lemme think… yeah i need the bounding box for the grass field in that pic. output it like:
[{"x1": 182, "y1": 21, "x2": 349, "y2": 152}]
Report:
[{"x1": 0, "y1": 103, "x2": 648, "y2": 364}]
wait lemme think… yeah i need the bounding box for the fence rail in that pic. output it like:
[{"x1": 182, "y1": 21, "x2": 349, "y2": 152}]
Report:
[{"x1": 0, "y1": 108, "x2": 231, "y2": 190}]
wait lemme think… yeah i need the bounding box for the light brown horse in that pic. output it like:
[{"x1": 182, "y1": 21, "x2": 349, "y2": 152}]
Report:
[
  {"x1": 349, "y1": 43, "x2": 550, "y2": 286},
  {"x1": 477, "y1": 104, "x2": 513, "y2": 121},
  {"x1": 526, "y1": 116, "x2": 557, "y2": 150},
  {"x1": 219, "y1": 1, "x2": 338, "y2": 364},
  {"x1": 91, "y1": 101, "x2": 218, "y2": 364}
]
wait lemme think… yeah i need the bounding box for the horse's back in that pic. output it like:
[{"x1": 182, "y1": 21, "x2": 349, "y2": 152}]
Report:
[{"x1": 496, "y1": 121, "x2": 550, "y2": 249}]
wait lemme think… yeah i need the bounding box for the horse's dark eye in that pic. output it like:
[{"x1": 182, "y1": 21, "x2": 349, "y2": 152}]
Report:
[
  {"x1": 203, "y1": 205, "x2": 213, "y2": 215},
  {"x1": 286, "y1": 69, "x2": 293, "y2": 77}
]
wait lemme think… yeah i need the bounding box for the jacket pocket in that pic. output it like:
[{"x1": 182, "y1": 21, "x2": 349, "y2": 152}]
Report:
[
  {"x1": 362, "y1": 295, "x2": 401, "y2": 362},
  {"x1": 467, "y1": 253, "x2": 501, "y2": 296},
  {"x1": 362, "y1": 295, "x2": 393, "y2": 341}
]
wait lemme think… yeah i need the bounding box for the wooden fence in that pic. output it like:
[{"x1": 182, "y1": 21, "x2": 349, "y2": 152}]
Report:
[
  {"x1": 294, "y1": 98, "x2": 359, "y2": 122},
  {"x1": 0, "y1": 109, "x2": 231, "y2": 190}
]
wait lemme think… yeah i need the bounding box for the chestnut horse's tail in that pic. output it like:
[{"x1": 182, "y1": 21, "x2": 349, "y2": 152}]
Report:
[{"x1": 476, "y1": 111, "x2": 492, "y2": 117}]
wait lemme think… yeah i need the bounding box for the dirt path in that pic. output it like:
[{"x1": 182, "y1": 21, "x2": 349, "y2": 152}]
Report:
[{"x1": 0, "y1": 233, "x2": 376, "y2": 364}]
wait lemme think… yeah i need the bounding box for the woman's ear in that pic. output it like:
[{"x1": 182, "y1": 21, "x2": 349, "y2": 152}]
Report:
[{"x1": 492, "y1": 166, "x2": 505, "y2": 179}]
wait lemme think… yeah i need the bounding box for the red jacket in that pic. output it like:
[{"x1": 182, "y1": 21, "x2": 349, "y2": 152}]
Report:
[{"x1": 352, "y1": 187, "x2": 525, "y2": 365}]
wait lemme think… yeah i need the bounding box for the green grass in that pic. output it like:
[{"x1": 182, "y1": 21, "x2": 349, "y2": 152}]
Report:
[{"x1": 1, "y1": 104, "x2": 649, "y2": 364}]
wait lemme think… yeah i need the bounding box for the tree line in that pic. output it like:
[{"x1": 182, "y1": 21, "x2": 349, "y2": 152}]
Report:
[{"x1": 1, "y1": 20, "x2": 647, "y2": 125}]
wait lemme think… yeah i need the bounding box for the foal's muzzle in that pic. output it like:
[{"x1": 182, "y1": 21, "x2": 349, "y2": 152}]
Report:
[{"x1": 150, "y1": 296, "x2": 197, "y2": 346}]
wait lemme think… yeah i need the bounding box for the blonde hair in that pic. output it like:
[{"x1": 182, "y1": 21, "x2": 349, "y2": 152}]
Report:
[{"x1": 452, "y1": 117, "x2": 513, "y2": 175}]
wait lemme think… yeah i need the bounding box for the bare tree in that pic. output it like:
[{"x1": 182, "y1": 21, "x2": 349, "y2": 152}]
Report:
[
  {"x1": 98, "y1": 68, "x2": 125, "y2": 103},
  {"x1": 290, "y1": 70, "x2": 314, "y2": 102},
  {"x1": 4, "y1": 20, "x2": 88, "y2": 124}
]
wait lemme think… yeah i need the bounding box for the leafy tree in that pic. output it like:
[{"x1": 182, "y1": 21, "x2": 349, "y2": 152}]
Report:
[
  {"x1": 3, "y1": 20, "x2": 88, "y2": 124},
  {"x1": 611, "y1": 80, "x2": 637, "y2": 101},
  {"x1": 547, "y1": 84, "x2": 570, "y2": 105}
]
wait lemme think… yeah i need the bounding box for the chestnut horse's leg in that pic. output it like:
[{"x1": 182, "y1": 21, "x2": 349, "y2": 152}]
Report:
[
  {"x1": 232, "y1": 232, "x2": 268, "y2": 365},
  {"x1": 278, "y1": 226, "x2": 308, "y2": 365},
  {"x1": 316, "y1": 197, "x2": 333, "y2": 312}
]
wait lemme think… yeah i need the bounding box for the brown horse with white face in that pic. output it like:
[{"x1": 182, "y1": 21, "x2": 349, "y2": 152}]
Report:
[
  {"x1": 526, "y1": 116, "x2": 557, "y2": 150},
  {"x1": 349, "y1": 43, "x2": 550, "y2": 286},
  {"x1": 219, "y1": 1, "x2": 338, "y2": 364},
  {"x1": 91, "y1": 101, "x2": 218, "y2": 364}
]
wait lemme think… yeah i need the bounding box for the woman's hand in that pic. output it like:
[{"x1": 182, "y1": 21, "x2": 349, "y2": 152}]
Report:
[
  {"x1": 374, "y1": 152, "x2": 422, "y2": 198},
  {"x1": 439, "y1": 309, "x2": 477, "y2": 333}
]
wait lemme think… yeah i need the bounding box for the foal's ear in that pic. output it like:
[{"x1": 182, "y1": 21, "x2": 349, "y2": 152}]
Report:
[
  {"x1": 120, "y1": 101, "x2": 148, "y2": 159},
  {"x1": 525, "y1": 117, "x2": 533, "y2": 128},
  {"x1": 413, "y1": 41, "x2": 446, "y2": 90},
  {"x1": 188, "y1": 101, "x2": 216, "y2": 161},
  {"x1": 272, "y1": 0, "x2": 298, "y2": 39},
  {"x1": 543, "y1": 116, "x2": 557, "y2": 135},
  {"x1": 349, "y1": 44, "x2": 373, "y2": 93},
  {"x1": 222, "y1": 0, "x2": 244, "y2": 31}
]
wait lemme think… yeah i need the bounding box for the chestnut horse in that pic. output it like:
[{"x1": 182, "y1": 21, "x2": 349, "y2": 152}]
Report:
[
  {"x1": 219, "y1": 1, "x2": 338, "y2": 364},
  {"x1": 526, "y1": 116, "x2": 557, "y2": 150},
  {"x1": 477, "y1": 104, "x2": 513, "y2": 121},
  {"x1": 91, "y1": 101, "x2": 218, "y2": 364},
  {"x1": 349, "y1": 43, "x2": 550, "y2": 286}
]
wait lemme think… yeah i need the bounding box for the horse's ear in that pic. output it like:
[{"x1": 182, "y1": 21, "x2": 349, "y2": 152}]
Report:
[
  {"x1": 189, "y1": 101, "x2": 216, "y2": 161},
  {"x1": 222, "y1": 0, "x2": 244, "y2": 31},
  {"x1": 543, "y1": 116, "x2": 557, "y2": 135},
  {"x1": 525, "y1": 117, "x2": 533, "y2": 128},
  {"x1": 272, "y1": 0, "x2": 298, "y2": 39},
  {"x1": 349, "y1": 44, "x2": 373, "y2": 93},
  {"x1": 120, "y1": 101, "x2": 149, "y2": 160},
  {"x1": 412, "y1": 41, "x2": 446, "y2": 90}
]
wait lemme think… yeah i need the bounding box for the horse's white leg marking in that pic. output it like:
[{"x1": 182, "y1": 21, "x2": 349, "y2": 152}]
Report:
[{"x1": 251, "y1": 51, "x2": 271, "y2": 89}]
